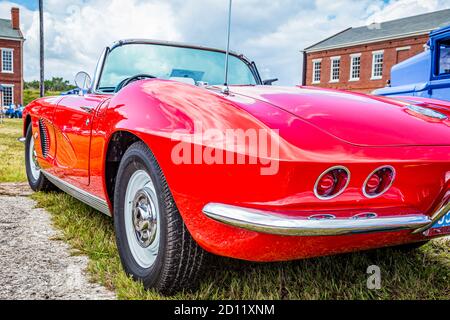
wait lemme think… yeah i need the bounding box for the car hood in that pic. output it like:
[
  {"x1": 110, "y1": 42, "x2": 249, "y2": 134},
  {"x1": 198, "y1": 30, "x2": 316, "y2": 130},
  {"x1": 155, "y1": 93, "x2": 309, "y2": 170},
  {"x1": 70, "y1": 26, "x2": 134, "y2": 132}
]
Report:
[{"x1": 227, "y1": 85, "x2": 450, "y2": 147}]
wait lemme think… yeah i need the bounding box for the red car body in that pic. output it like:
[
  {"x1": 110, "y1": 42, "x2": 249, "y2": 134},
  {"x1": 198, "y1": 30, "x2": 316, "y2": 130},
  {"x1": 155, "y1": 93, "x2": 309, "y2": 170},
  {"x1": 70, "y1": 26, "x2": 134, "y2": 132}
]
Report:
[{"x1": 23, "y1": 46, "x2": 450, "y2": 263}]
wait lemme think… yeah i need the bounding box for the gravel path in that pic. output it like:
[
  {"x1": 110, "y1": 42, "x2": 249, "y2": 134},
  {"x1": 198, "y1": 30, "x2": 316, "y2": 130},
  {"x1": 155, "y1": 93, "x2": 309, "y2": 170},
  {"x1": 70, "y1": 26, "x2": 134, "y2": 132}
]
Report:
[{"x1": 0, "y1": 184, "x2": 115, "y2": 300}]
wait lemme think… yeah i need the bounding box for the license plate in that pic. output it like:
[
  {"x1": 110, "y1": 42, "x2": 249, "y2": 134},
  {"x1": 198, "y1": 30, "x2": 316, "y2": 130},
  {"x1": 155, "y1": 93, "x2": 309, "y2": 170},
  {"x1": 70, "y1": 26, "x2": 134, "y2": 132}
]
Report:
[{"x1": 425, "y1": 211, "x2": 450, "y2": 237}]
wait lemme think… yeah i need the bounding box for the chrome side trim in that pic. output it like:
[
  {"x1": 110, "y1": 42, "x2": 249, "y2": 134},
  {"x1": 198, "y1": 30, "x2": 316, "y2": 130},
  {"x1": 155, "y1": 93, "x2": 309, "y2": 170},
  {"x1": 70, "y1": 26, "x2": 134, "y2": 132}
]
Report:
[
  {"x1": 41, "y1": 170, "x2": 111, "y2": 216},
  {"x1": 202, "y1": 203, "x2": 431, "y2": 236}
]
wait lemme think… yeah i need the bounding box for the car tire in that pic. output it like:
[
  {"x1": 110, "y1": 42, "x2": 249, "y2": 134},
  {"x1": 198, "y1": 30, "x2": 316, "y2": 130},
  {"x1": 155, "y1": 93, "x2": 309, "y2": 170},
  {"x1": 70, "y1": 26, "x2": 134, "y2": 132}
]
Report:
[
  {"x1": 25, "y1": 124, "x2": 54, "y2": 192},
  {"x1": 113, "y1": 141, "x2": 206, "y2": 294}
]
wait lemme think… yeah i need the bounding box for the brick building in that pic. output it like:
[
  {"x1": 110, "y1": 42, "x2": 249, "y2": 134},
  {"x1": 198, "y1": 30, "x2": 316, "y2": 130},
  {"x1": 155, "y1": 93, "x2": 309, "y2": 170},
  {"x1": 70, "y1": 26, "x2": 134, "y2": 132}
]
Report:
[
  {"x1": 302, "y1": 9, "x2": 450, "y2": 93},
  {"x1": 0, "y1": 7, "x2": 24, "y2": 106}
]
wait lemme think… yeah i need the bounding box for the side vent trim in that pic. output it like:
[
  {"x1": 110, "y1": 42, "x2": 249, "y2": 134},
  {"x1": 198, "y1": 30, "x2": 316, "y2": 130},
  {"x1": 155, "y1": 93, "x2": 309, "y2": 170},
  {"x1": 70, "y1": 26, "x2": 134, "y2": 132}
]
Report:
[{"x1": 38, "y1": 118, "x2": 50, "y2": 158}]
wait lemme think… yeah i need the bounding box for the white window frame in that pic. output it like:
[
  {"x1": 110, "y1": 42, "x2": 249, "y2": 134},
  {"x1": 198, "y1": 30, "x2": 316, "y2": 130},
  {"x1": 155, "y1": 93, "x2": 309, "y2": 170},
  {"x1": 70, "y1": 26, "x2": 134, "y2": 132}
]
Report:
[
  {"x1": 312, "y1": 58, "x2": 322, "y2": 84},
  {"x1": 1, "y1": 84, "x2": 14, "y2": 106},
  {"x1": 371, "y1": 50, "x2": 384, "y2": 80},
  {"x1": 1, "y1": 48, "x2": 14, "y2": 74},
  {"x1": 329, "y1": 56, "x2": 340, "y2": 83},
  {"x1": 349, "y1": 53, "x2": 361, "y2": 81}
]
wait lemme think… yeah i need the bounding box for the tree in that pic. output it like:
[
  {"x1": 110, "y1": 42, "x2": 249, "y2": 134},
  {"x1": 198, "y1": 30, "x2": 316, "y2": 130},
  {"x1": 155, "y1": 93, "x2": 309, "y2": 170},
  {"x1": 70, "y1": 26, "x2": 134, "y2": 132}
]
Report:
[
  {"x1": 24, "y1": 80, "x2": 40, "y2": 90},
  {"x1": 24, "y1": 77, "x2": 75, "y2": 92}
]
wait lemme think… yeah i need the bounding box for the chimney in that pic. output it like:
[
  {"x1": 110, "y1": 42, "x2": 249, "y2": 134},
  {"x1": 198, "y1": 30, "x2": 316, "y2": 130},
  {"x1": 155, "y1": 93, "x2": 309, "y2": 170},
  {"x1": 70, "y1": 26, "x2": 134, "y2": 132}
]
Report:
[{"x1": 11, "y1": 7, "x2": 20, "y2": 30}]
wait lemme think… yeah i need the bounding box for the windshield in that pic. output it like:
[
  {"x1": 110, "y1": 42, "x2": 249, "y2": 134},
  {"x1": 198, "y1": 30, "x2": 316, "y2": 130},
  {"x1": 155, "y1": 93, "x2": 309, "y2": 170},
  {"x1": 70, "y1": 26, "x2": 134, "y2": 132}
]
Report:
[{"x1": 97, "y1": 43, "x2": 257, "y2": 92}]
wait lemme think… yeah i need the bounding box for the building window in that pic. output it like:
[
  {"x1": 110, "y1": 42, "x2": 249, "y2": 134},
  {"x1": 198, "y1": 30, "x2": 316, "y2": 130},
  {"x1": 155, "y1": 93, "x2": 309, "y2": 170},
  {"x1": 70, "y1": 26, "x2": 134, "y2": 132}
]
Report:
[
  {"x1": 330, "y1": 57, "x2": 340, "y2": 82},
  {"x1": 371, "y1": 50, "x2": 384, "y2": 79},
  {"x1": 1, "y1": 49, "x2": 13, "y2": 73},
  {"x1": 1, "y1": 85, "x2": 14, "y2": 106},
  {"x1": 350, "y1": 54, "x2": 361, "y2": 81},
  {"x1": 312, "y1": 59, "x2": 321, "y2": 83}
]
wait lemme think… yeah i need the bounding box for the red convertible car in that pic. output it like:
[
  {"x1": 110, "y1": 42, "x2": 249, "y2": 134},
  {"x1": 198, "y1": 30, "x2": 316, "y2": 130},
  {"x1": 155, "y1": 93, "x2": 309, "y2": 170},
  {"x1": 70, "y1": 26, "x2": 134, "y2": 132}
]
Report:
[{"x1": 22, "y1": 39, "x2": 450, "y2": 294}]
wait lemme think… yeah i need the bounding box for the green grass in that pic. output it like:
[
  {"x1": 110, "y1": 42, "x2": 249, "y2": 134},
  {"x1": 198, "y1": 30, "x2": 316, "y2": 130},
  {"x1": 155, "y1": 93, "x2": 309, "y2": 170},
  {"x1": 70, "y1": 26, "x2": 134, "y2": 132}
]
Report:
[
  {"x1": 29, "y1": 192, "x2": 450, "y2": 299},
  {"x1": 24, "y1": 89, "x2": 61, "y2": 106},
  {"x1": 2, "y1": 119, "x2": 450, "y2": 299},
  {"x1": 0, "y1": 119, "x2": 26, "y2": 182}
]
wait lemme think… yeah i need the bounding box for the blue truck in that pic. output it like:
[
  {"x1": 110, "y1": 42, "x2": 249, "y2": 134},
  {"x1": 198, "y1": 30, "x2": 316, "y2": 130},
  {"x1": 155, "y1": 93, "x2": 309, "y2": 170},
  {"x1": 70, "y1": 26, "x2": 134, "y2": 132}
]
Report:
[{"x1": 374, "y1": 25, "x2": 450, "y2": 101}]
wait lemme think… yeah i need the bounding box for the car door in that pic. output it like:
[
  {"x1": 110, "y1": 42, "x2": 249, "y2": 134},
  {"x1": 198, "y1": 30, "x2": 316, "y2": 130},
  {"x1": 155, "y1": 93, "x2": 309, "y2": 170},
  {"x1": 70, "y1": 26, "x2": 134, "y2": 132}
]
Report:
[{"x1": 53, "y1": 94, "x2": 106, "y2": 186}]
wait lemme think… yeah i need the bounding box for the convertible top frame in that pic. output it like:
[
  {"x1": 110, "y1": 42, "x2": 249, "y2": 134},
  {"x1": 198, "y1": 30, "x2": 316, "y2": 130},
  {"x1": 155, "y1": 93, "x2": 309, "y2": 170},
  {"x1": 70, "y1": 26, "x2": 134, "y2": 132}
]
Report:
[{"x1": 91, "y1": 38, "x2": 263, "y2": 93}]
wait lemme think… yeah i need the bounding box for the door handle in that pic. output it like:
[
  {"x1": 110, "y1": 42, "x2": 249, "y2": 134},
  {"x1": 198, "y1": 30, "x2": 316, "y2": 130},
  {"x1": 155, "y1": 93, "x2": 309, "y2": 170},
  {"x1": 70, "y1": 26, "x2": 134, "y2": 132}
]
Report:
[{"x1": 80, "y1": 106, "x2": 94, "y2": 113}]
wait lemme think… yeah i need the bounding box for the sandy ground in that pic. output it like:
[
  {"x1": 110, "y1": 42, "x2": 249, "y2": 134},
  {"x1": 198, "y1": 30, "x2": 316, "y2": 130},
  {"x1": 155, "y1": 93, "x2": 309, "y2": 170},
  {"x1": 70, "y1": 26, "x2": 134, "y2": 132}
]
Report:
[{"x1": 0, "y1": 183, "x2": 115, "y2": 300}]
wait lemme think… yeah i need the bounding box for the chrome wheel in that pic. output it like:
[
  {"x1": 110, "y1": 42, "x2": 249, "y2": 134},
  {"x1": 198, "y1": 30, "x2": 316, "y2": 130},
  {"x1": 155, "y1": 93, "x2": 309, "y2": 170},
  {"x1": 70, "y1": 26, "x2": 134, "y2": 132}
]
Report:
[
  {"x1": 113, "y1": 141, "x2": 206, "y2": 294},
  {"x1": 28, "y1": 137, "x2": 40, "y2": 180},
  {"x1": 124, "y1": 170, "x2": 160, "y2": 268}
]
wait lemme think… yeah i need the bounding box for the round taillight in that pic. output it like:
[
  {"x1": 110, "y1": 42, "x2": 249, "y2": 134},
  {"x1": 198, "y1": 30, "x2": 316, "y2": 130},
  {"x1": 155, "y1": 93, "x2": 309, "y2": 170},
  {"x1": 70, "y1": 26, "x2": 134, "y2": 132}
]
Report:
[
  {"x1": 314, "y1": 166, "x2": 350, "y2": 200},
  {"x1": 365, "y1": 174, "x2": 381, "y2": 194},
  {"x1": 363, "y1": 166, "x2": 395, "y2": 198},
  {"x1": 317, "y1": 173, "x2": 335, "y2": 195}
]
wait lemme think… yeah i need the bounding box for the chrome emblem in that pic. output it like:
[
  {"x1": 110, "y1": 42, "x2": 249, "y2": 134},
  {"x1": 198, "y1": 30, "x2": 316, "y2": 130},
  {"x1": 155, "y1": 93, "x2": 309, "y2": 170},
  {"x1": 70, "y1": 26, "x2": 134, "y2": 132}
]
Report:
[{"x1": 407, "y1": 105, "x2": 447, "y2": 120}]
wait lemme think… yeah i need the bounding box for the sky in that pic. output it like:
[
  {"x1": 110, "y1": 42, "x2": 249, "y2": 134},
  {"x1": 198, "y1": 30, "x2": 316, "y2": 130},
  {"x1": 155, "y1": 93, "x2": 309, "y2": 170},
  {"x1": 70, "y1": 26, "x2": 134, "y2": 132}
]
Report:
[{"x1": 1, "y1": 0, "x2": 449, "y2": 85}]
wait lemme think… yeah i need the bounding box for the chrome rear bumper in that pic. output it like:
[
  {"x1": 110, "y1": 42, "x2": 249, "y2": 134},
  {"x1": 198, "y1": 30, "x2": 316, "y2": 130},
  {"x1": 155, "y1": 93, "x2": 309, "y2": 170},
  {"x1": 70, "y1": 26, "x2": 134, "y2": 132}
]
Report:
[
  {"x1": 412, "y1": 194, "x2": 450, "y2": 234},
  {"x1": 202, "y1": 202, "x2": 448, "y2": 236}
]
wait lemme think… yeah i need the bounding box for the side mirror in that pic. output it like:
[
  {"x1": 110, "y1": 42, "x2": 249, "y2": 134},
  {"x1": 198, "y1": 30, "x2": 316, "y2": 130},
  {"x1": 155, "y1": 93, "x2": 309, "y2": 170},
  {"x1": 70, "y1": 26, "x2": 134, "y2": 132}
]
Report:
[
  {"x1": 263, "y1": 78, "x2": 278, "y2": 85},
  {"x1": 74, "y1": 71, "x2": 92, "y2": 94}
]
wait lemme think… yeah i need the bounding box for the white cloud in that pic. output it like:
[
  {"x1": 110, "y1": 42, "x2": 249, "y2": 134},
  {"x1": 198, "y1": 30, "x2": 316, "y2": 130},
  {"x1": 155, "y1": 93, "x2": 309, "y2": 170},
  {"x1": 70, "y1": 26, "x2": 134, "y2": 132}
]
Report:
[
  {"x1": 366, "y1": 0, "x2": 449, "y2": 23},
  {"x1": 1, "y1": 0, "x2": 449, "y2": 85},
  {"x1": 1, "y1": 0, "x2": 180, "y2": 83}
]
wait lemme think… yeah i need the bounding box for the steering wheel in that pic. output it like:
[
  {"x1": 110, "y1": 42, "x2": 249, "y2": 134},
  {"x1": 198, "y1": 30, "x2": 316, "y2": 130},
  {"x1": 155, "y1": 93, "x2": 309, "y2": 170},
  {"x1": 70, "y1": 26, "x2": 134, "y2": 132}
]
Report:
[{"x1": 115, "y1": 74, "x2": 157, "y2": 92}]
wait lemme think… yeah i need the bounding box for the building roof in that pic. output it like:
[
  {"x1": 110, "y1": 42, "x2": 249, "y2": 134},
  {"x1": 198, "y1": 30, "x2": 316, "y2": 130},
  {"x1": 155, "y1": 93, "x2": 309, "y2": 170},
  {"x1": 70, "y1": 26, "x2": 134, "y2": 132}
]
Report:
[
  {"x1": 0, "y1": 18, "x2": 23, "y2": 40},
  {"x1": 305, "y1": 8, "x2": 450, "y2": 52}
]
